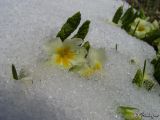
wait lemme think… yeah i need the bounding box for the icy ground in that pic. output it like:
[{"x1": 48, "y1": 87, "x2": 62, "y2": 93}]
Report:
[{"x1": 0, "y1": 0, "x2": 160, "y2": 120}]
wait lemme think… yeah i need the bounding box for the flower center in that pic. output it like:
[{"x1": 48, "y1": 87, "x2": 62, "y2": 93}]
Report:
[
  {"x1": 55, "y1": 46, "x2": 75, "y2": 67},
  {"x1": 137, "y1": 25, "x2": 145, "y2": 32},
  {"x1": 57, "y1": 46, "x2": 74, "y2": 58},
  {"x1": 93, "y1": 62, "x2": 102, "y2": 70}
]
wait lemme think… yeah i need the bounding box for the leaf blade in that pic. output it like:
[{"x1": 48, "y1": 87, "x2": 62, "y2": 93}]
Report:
[
  {"x1": 117, "y1": 106, "x2": 141, "y2": 120},
  {"x1": 121, "y1": 7, "x2": 134, "y2": 24},
  {"x1": 73, "y1": 20, "x2": 90, "y2": 40},
  {"x1": 132, "y1": 69, "x2": 144, "y2": 87},
  {"x1": 112, "y1": 6, "x2": 123, "y2": 24},
  {"x1": 142, "y1": 60, "x2": 147, "y2": 77},
  {"x1": 122, "y1": 11, "x2": 138, "y2": 31},
  {"x1": 82, "y1": 41, "x2": 90, "y2": 57},
  {"x1": 56, "y1": 12, "x2": 81, "y2": 41},
  {"x1": 12, "y1": 64, "x2": 19, "y2": 80},
  {"x1": 82, "y1": 41, "x2": 90, "y2": 51},
  {"x1": 152, "y1": 56, "x2": 160, "y2": 84}
]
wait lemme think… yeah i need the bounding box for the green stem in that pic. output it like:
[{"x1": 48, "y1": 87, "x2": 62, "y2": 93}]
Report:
[{"x1": 143, "y1": 60, "x2": 146, "y2": 77}]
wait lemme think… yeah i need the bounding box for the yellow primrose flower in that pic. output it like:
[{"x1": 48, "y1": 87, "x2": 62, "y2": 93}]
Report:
[
  {"x1": 87, "y1": 48, "x2": 106, "y2": 69},
  {"x1": 131, "y1": 18, "x2": 154, "y2": 39},
  {"x1": 78, "y1": 48, "x2": 106, "y2": 77},
  {"x1": 45, "y1": 38, "x2": 87, "y2": 68},
  {"x1": 73, "y1": 64, "x2": 93, "y2": 77}
]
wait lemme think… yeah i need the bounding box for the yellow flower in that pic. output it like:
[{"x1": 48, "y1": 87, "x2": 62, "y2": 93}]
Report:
[
  {"x1": 87, "y1": 48, "x2": 106, "y2": 69},
  {"x1": 77, "y1": 48, "x2": 106, "y2": 77},
  {"x1": 45, "y1": 38, "x2": 87, "y2": 68},
  {"x1": 130, "y1": 18, "x2": 157, "y2": 39}
]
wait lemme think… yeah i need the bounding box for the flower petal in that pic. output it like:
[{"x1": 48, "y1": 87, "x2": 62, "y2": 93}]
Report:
[
  {"x1": 87, "y1": 48, "x2": 106, "y2": 66},
  {"x1": 45, "y1": 38, "x2": 63, "y2": 56},
  {"x1": 64, "y1": 38, "x2": 83, "y2": 46},
  {"x1": 131, "y1": 18, "x2": 153, "y2": 39}
]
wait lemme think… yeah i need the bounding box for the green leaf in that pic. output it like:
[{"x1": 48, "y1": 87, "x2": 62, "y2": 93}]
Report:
[
  {"x1": 132, "y1": 20, "x2": 140, "y2": 36},
  {"x1": 82, "y1": 41, "x2": 90, "y2": 51},
  {"x1": 152, "y1": 38, "x2": 160, "y2": 52},
  {"x1": 122, "y1": 11, "x2": 138, "y2": 31},
  {"x1": 115, "y1": 44, "x2": 118, "y2": 51},
  {"x1": 112, "y1": 6, "x2": 123, "y2": 24},
  {"x1": 121, "y1": 7, "x2": 134, "y2": 24},
  {"x1": 144, "y1": 30, "x2": 160, "y2": 45},
  {"x1": 133, "y1": 60, "x2": 155, "y2": 90},
  {"x1": 143, "y1": 60, "x2": 146, "y2": 77},
  {"x1": 12, "y1": 64, "x2": 19, "y2": 80},
  {"x1": 118, "y1": 106, "x2": 138, "y2": 111},
  {"x1": 152, "y1": 57, "x2": 160, "y2": 85},
  {"x1": 82, "y1": 41, "x2": 90, "y2": 57},
  {"x1": 73, "y1": 20, "x2": 90, "y2": 40},
  {"x1": 153, "y1": 38, "x2": 160, "y2": 46},
  {"x1": 151, "y1": 58, "x2": 158, "y2": 66},
  {"x1": 117, "y1": 106, "x2": 141, "y2": 120},
  {"x1": 132, "y1": 69, "x2": 144, "y2": 87},
  {"x1": 143, "y1": 79, "x2": 155, "y2": 91},
  {"x1": 56, "y1": 12, "x2": 81, "y2": 41},
  {"x1": 138, "y1": 9, "x2": 146, "y2": 19}
]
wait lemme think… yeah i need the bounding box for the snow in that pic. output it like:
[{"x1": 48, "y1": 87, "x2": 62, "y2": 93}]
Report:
[{"x1": 0, "y1": 0, "x2": 159, "y2": 120}]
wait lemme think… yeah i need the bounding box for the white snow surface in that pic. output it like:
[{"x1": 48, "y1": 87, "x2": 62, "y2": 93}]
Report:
[{"x1": 0, "y1": 0, "x2": 160, "y2": 120}]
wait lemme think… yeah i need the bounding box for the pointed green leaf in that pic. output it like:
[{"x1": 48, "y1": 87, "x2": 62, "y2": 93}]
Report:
[
  {"x1": 118, "y1": 106, "x2": 138, "y2": 111},
  {"x1": 143, "y1": 60, "x2": 146, "y2": 77},
  {"x1": 152, "y1": 57, "x2": 160, "y2": 85},
  {"x1": 56, "y1": 12, "x2": 81, "y2": 41},
  {"x1": 132, "y1": 69, "x2": 144, "y2": 87},
  {"x1": 12, "y1": 64, "x2": 19, "y2": 80},
  {"x1": 138, "y1": 9, "x2": 146, "y2": 19},
  {"x1": 152, "y1": 38, "x2": 160, "y2": 52},
  {"x1": 153, "y1": 38, "x2": 160, "y2": 46},
  {"x1": 115, "y1": 44, "x2": 118, "y2": 51},
  {"x1": 117, "y1": 106, "x2": 141, "y2": 120},
  {"x1": 154, "y1": 67, "x2": 160, "y2": 85},
  {"x1": 121, "y1": 7, "x2": 134, "y2": 24},
  {"x1": 144, "y1": 30, "x2": 160, "y2": 45},
  {"x1": 151, "y1": 58, "x2": 158, "y2": 66},
  {"x1": 73, "y1": 20, "x2": 90, "y2": 40},
  {"x1": 133, "y1": 60, "x2": 154, "y2": 90},
  {"x1": 122, "y1": 11, "x2": 138, "y2": 31},
  {"x1": 82, "y1": 41, "x2": 90, "y2": 51},
  {"x1": 112, "y1": 6, "x2": 123, "y2": 24},
  {"x1": 132, "y1": 20, "x2": 140, "y2": 36},
  {"x1": 82, "y1": 41, "x2": 90, "y2": 57}
]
